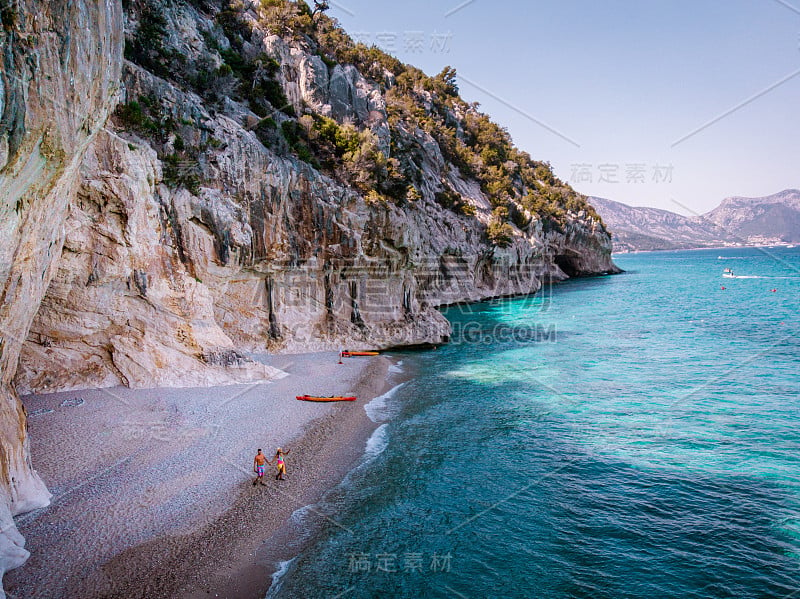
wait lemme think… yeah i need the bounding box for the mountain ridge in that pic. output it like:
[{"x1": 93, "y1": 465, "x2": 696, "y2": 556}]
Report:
[{"x1": 592, "y1": 190, "x2": 800, "y2": 252}]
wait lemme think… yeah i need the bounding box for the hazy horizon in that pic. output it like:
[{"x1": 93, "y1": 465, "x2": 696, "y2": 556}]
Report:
[{"x1": 329, "y1": 0, "x2": 800, "y2": 215}]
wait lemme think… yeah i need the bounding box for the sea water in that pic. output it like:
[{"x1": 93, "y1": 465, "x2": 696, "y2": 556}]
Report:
[{"x1": 269, "y1": 247, "x2": 800, "y2": 598}]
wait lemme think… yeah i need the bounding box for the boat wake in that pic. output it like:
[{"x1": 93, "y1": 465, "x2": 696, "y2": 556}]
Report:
[{"x1": 724, "y1": 275, "x2": 800, "y2": 279}]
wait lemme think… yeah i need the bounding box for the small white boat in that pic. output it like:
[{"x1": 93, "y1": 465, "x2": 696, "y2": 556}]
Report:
[{"x1": 722, "y1": 268, "x2": 734, "y2": 278}]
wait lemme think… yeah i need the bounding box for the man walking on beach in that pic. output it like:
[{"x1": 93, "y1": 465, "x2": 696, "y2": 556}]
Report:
[{"x1": 253, "y1": 449, "x2": 268, "y2": 486}]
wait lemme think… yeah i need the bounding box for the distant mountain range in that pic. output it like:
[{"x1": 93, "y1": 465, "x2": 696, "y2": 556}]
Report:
[{"x1": 591, "y1": 190, "x2": 800, "y2": 252}]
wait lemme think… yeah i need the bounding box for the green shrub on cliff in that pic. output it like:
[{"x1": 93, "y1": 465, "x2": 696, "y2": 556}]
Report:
[
  {"x1": 435, "y1": 187, "x2": 473, "y2": 216},
  {"x1": 254, "y1": 117, "x2": 278, "y2": 147},
  {"x1": 216, "y1": 6, "x2": 252, "y2": 50},
  {"x1": 280, "y1": 119, "x2": 319, "y2": 167},
  {"x1": 266, "y1": 1, "x2": 313, "y2": 37},
  {"x1": 311, "y1": 116, "x2": 361, "y2": 158},
  {"x1": 115, "y1": 101, "x2": 159, "y2": 134},
  {"x1": 488, "y1": 224, "x2": 515, "y2": 248},
  {"x1": 163, "y1": 153, "x2": 201, "y2": 194},
  {"x1": 1, "y1": 2, "x2": 18, "y2": 30}
]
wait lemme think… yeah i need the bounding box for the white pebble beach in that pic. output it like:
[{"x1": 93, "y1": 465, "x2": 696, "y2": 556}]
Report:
[{"x1": 5, "y1": 352, "x2": 396, "y2": 598}]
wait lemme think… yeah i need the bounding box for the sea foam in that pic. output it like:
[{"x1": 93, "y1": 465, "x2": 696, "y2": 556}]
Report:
[
  {"x1": 388, "y1": 360, "x2": 405, "y2": 373},
  {"x1": 364, "y1": 382, "x2": 407, "y2": 423},
  {"x1": 364, "y1": 423, "x2": 389, "y2": 459},
  {"x1": 265, "y1": 556, "x2": 297, "y2": 599}
]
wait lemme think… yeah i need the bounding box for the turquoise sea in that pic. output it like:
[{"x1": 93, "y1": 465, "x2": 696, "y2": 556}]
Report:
[{"x1": 269, "y1": 247, "x2": 800, "y2": 598}]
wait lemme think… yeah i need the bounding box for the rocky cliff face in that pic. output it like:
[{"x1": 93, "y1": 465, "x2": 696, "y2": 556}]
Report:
[
  {"x1": 13, "y1": 1, "x2": 617, "y2": 393},
  {"x1": 0, "y1": 0, "x2": 617, "y2": 587},
  {"x1": 15, "y1": 57, "x2": 614, "y2": 390},
  {"x1": 0, "y1": 0, "x2": 123, "y2": 589},
  {"x1": 14, "y1": 127, "x2": 285, "y2": 393}
]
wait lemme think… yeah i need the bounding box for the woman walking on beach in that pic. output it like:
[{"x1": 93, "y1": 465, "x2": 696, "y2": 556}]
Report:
[
  {"x1": 253, "y1": 449, "x2": 268, "y2": 486},
  {"x1": 270, "y1": 448, "x2": 290, "y2": 480}
]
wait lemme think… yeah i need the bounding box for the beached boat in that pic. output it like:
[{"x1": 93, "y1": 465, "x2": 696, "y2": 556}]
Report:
[
  {"x1": 296, "y1": 395, "x2": 357, "y2": 402},
  {"x1": 341, "y1": 351, "x2": 380, "y2": 357}
]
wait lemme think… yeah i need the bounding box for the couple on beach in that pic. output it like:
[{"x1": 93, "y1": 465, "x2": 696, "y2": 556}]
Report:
[{"x1": 253, "y1": 448, "x2": 290, "y2": 485}]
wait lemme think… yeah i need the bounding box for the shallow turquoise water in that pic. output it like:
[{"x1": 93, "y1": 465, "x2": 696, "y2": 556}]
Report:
[{"x1": 271, "y1": 248, "x2": 800, "y2": 598}]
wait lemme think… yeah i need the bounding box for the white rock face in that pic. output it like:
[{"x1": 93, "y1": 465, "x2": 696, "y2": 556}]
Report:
[
  {"x1": 15, "y1": 131, "x2": 285, "y2": 393},
  {"x1": 263, "y1": 34, "x2": 391, "y2": 152},
  {"x1": 0, "y1": 0, "x2": 123, "y2": 591}
]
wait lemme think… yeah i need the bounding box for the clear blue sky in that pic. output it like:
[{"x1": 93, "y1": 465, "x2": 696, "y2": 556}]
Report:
[{"x1": 328, "y1": 0, "x2": 800, "y2": 214}]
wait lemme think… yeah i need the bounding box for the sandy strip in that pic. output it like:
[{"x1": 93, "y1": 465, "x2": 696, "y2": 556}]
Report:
[{"x1": 4, "y1": 352, "x2": 394, "y2": 599}]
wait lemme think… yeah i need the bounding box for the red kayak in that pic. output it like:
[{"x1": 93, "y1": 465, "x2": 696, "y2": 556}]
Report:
[
  {"x1": 341, "y1": 351, "x2": 379, "y2": 357},
  {"x1": 296, "y1": 395, "x2": 357, "y2": 402}
]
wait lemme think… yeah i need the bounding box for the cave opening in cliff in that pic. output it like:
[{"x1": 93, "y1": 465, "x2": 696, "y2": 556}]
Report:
[{"x1": 554, "y1": 255, "x2": 581, "y2": 278}]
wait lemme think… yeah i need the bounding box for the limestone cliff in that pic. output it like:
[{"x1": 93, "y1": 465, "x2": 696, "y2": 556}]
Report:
[
  {"x1": 0, "y1": 0, "x2": 618, "y2": 588},
  {"x1": 14, "y1": 1, "x2": 617, "y2": 393},
  {"x1": 0, "y1": 0, "x2": 123, "y2": 590}
]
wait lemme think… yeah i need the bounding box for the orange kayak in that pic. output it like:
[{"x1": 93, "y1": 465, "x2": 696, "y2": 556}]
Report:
[
  {"x1": 296, "y1": 395, "x2": 357, "y2": 402},
  {"x1": 341, "y1": 351, "x2": 379, "y2": 357}
]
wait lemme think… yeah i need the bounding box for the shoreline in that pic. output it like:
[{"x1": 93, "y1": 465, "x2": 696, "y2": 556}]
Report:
[
  {"x1": 177, "y1": 356, "x2": 398, "y2": 599},
  {"x1": 4, "y1": 352, "x2": 396, "y2": 599}
]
